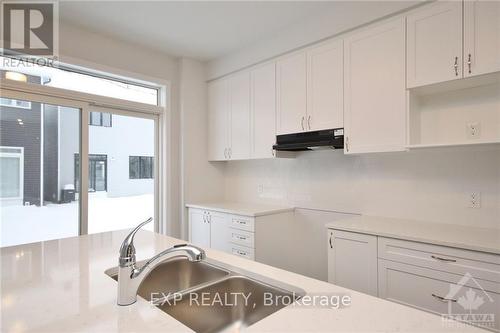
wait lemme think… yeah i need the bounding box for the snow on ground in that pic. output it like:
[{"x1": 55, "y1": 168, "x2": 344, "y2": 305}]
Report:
[{"x1": 0, "y1": 193, "x2": 154, "y2": 247}]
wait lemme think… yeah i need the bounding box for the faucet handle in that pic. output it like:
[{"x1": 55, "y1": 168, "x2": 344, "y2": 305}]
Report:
[{"x1": 119, "y1": 218, "x2": 153, "y2": 267}]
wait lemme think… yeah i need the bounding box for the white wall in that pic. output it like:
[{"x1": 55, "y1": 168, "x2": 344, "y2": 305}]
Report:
[
  {"x1": 179, "y1": 58, "x2": 225, "y2": 239},
  {"x1": 223, "y1": 146, "x2": 500, "y2": 230},
  {"x1": 206, "y1": 1, "x2": 421, "y2": 79},
  {"x1": 59, "y1": 21, "x2": 182, "y2": 236}
]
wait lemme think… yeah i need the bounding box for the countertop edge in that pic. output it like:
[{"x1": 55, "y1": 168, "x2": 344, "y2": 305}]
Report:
[
  {"x1": 185, "y1": 203, "x2": 295, "y2": 217},
  {"x1": 325, "y1": 220, "x2": 500, "y2": 255}
]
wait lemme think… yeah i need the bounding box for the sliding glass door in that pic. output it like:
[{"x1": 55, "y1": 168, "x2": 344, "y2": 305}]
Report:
[
  {"x1": 0, "y1": 97, "x2": 81, "y2": 246},
  {"x1": 87, "y1": 109, "x2": 156, "y2": 234},
  {"x1": 0, "y1": 94, "x2": 159, "y2": 246}
]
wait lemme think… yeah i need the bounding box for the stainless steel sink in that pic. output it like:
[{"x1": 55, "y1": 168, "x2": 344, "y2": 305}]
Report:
[
  {"x1": 159, "y1": 275, "x2": 301, "y2": 333},
  {"x1": 105, "y1": 258, "x2": 304, "y2": 333},
  {"x1": 105, "y1": 258, "x2": 229, "y2": 301}
]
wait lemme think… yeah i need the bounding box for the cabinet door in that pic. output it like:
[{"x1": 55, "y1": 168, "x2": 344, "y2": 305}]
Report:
[
  {"x1": 464, "y1": 0, "x2": 500, "y2": 77},
  {"x1": 407, "y1": 2, "x2": 463, "y2": 88},
  {"x1": 307, "y1": 39, "x2": 343, "y2": 131},
  {"x1": 208, "y1": 212, "x2": 231, "y2": 253},
  {"x1": 276, "y1": 52, "x2": 307, "y2": 135},
  {"x1": 208, "y1": 79, "x2": 229, "y2": 161},
  {"x1": 344, "y1": 18, "x2": 406, "y2": 154},
  {"x1": 327, "y1": 230, "x2": 378, "y2": 296},
  {"x1": 229, "y1": 71, "x2": 251, "y2": 160},
  {"x1": 189, "y1": 209, "x2": 210, "y2": 248},
  {"x1": 251, "y1": 62, "x2": 276, "y2": 159}
]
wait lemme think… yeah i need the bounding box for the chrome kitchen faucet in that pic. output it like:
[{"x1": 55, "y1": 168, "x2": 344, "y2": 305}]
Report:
[{"x1": 117, "y1": 218, "x2": 206, "y2": 305}]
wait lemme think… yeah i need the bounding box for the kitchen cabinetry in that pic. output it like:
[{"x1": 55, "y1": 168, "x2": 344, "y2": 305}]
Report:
[
  {"x1": 208, "y1": 78, "x2": 229, "y2": 161},
  {"x1": 208, "y1": 72, "x2": 251, "y2": 161},
  {"x1": 250, "y1": 62, "x2": 276, "y2": 159},
  {"x1": 188, "y1": 205, "x2": 294, "y2": 263},
  {"x1": 188, "y1": 208, "x2": 211, "y2": 248},
  {"x1": 229, "y1": 71, "x2": 251, "y2": 160},
  {"x1": 327, "y1": 229, "x2": 378, "y2": 296},
  {"x1": 276, "y1": 52, "x2": 307, "y2": 135},
  {"x1": 407, "y1": 2, "x2": 463, "y2": 88},
  {"x1": 327, "y1": 226, "x2": 500, "y2": 332},
  {"x1": 306, "y1": 39, "x2": 344, "y2": 131},
  {"x1": 464, "y1": 0, "x2": 500, "y2": 78},
  {"x1": 276, "y1": 41, "x2": 344, "y2": 135},
  {"x1": 343, "y1": 18, "x2": 406, "y2": 154},
  {"x1": 408, "y1": 1, "x2": 500, "y2": 87}
]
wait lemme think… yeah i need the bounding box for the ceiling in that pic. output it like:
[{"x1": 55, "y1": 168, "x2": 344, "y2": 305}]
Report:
[{"x1": 60, "y1": 1, "x2": 415, "y2": 62}]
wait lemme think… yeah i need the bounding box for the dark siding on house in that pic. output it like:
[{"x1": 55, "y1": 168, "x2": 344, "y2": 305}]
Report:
[
  {"x1": 43, "y1": 104, "x2": 59, "y2": 203},
  {"x1": 0, "y1": 71, "x2": 43, "y2": 205}
]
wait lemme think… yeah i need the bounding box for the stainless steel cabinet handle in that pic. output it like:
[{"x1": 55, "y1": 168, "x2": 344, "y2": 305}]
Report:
[
  {"x1": 228, "y1": 148, "x2": 232, "y2": 159},
  {"x1": 454, "y1": 56, "x2": 459, "y2": 76},
  {"x1": 467, "y1": 54, "x2": 472, "y2": 74},
  {"x1": 301, "y1": 116, "x2": 305, "y2": 131},
  {"x1": 345, "y1": 137, "x2": 350, "y2": 152},
  {"x1": 224, "y1": 148, "x2": 227, "y2": 159},
  {"x1": 329, "y1": 233, "x2": 333, "y2": 249},
  {"x1": 431, "y1": 255, "x2": 456, "y2": 263},
  {"x1": 203, "y1": 212, "x2": 207, "y2": 223},
  {"x1": 307, "y1": 115, "x2": 311, "y2": 130},
  {"x1": 432, "y1": 293, "x2": 457, "y2": 303}
]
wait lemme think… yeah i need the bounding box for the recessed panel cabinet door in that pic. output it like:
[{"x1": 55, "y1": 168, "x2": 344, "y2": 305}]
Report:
[
  {"x1": 209, "y1": 212, "x2": 231, "y2": 252},
  {"x1": 208, "y1": 79, "x2": 229, "y2": 161},
  {"x1": 229, "y1": 71, "x2": 251, "y2": 160},
  {"x1": 344, "y1": 18, "x2": 406, "y2": 154},
  {"x1": 276, "y1": 52, "x2": 307, "y2": 135},
  {"x1": 251, "y1": 62, "x2": 276, "y2": 159},
  {"x1": 327, "y1": 230, "x2": 378, "y2": 296},
  {"x1": 407, "y1": 1, "x2": 463, "y2": 88},
  {"x1": 189, "y1": 209, "x2": 210, "y2": 248},
  {"x1": 464, "y1": 0, "x2": 500, "y2": 78},
  {"x1": 307, "y1": 40, "x2": 343, "y2": 131}
]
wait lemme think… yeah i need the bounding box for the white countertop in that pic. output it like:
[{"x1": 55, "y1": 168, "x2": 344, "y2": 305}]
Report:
[
  {"x1": 185, "y1": 201, "x2": 294, "y2": 217},
  {"x1": 0, "y1": 230, "x2": 486, "y2": 332},
  {"x1": 326, "y1": 215, "x2": 500, "y2": 255}
]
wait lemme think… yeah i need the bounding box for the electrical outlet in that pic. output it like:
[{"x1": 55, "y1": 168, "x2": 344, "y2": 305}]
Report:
[
  {"x1": 469, "y1": 192, "x2": 481, "y2": 208},
  {"x1": 466, "y1": 122, "x2": 481, "y2": 140}
]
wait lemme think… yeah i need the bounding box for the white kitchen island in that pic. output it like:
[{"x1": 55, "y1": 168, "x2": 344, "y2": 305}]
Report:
[{"x1": 0, "y1": 230, "x2": 487, "y2": 332}]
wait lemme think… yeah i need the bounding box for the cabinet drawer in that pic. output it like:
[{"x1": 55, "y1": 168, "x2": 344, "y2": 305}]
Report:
[
  {"x1": 230, "y1": 244, "x2": 255, "y2": 260},
  {"x1": 230, "y1": 215, "x2": 255, "y2": 232},
  {"x1": 229, "y1": 228, "x2": 255, "y2": 248},
  {"x1": 378, "y1": 237, "x2": 500, "y2": 283},
  {"x1": 379, "y1": 259, "x2": 500, "y2": 332}
]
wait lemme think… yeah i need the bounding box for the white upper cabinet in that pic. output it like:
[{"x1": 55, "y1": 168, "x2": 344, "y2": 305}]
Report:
[
  {"x1": 276, "y1": 52, "x2": 307, "y2": 135},
  {"x1": 229, "y1": 71, "x2": 251, "y2": 160},
  {"x1": 407, "y1": 2, "x2": 463, "y2": 88},
  {"x1": 464, "y1": 0, "x2": 500, "y2": 77},
  {"x1": 306, "y1": 39, "x2": 344, "y2": 131},
  {"x1": 250, "y1": 62, "x2": 276, "y2": 159},
  {"x1": 344, "y1": 18, "x2": 406, "y2": 154},
  {"x1": 208, "y1": 78, "x2": 229, "y2": 161}
]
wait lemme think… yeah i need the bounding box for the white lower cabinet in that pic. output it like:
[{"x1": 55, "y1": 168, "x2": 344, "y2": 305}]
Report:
[
  {"x1": 378, "y1": 259, "x2": 500, "y2": 332},
  {"x1": 327, "y1": 228, "x2": 500, "y2": 332},
  {"x1": 188, "y1": 209, "x2": 211, "y2": 248},
  {"x1": 187, "y1": 208, "x2": 255, "y2": 260},
  {"x1": 327, "y1": 229, "x2": 378, "y2": 296}
]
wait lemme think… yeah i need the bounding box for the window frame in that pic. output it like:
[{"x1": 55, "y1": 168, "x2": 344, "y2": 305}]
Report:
[
  {"x1": 0, "y1": 146, "x2": 24, "y2": 201},
  {"x1": 1, "y1": 73, "x2": 166, "y2": 235}
]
